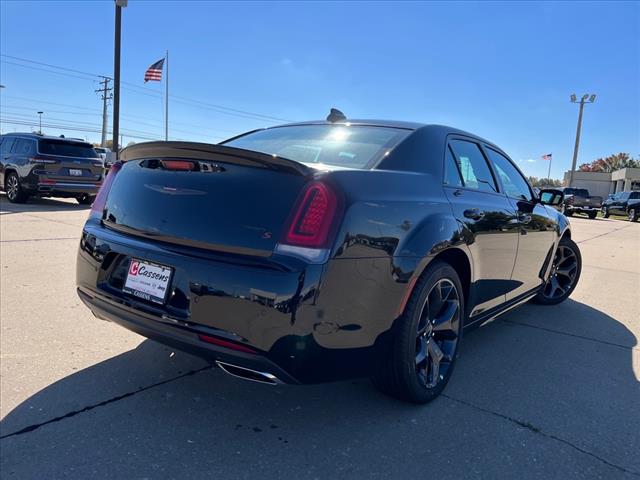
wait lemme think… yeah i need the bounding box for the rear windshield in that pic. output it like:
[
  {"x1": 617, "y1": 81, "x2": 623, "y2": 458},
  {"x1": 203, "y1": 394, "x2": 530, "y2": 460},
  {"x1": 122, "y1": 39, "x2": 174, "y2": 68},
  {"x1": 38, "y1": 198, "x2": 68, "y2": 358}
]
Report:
[
  {"x1": 222, "y1": 125, "x2": 411, "y2": 169},
  {"x1": 564, "y1": 188, "x2": 589, "y2": 196},
  {"x1": 38, "y1": 140, "x2": 98, "y2": 158}
]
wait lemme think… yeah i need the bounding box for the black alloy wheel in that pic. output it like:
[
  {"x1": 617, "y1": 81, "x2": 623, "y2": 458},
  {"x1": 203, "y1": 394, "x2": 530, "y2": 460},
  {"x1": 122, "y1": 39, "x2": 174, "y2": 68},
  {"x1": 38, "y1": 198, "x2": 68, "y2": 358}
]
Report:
[
  {"x1": 533, "y1": 237, "x2": 581, "y2": 305},
  {"x1": 629, "y1": 208, "x2": 638, "y2": 222},
  {"x1": 5, "y1": 172, "x2": 28, "y2": 203},
  {"x1": 372, "y1": 260, "x2": 464, "y2": 403},
  {"x1": 414, "y1": 279, "x2": 461, "y2": 389},
  {"x1": 602, "y1": 207, "x2": 610, "y2": 218}
]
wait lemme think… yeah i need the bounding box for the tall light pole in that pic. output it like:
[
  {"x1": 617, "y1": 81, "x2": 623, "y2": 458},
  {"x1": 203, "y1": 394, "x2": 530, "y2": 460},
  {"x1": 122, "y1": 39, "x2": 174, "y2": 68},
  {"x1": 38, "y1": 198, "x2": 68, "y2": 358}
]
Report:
[
  {"x1": 568, "y1": 93, "x2": 596, "y2": 187},
  {"x1": 112, "y1": 0, "x2": 127, "y2": 157},
  {"x1": 37, "y1": 111, "x2": 43, "y2": 134}
]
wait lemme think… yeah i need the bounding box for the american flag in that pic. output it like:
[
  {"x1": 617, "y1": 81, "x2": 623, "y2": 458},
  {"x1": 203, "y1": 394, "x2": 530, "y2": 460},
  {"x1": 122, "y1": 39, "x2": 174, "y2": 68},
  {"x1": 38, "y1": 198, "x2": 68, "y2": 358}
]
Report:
[
  {"x1": 144, "y1": 58, "x2": 164, "y2": 82},
  {"x1": 541, "y1": 153, "x2": 552, "y2": 161}
]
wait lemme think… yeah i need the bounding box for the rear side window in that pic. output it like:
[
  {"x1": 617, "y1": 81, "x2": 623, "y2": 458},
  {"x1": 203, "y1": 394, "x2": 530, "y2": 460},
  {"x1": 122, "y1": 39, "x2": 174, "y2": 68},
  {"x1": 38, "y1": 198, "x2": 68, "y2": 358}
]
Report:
[
  {"x1": 0, "y1": 137, "x2": 15, "y2": 154},
  {"x1": 485, "y1": 148, "x2": 533, "y2": 201},
  {"x1": 444, "y1": 145, "x2": 463, "y2": 187},
  {"x1": 15, "y1": 139, "x2": 36, "y2": 156},
  {"x1": 38, "y1": 140, "x2": 97, "y2": 158},
  {"x1": 630, "y1": 192, "x2": 640, "y2": 199},
  {"x1": 449, "y1": 139, "x2": 497, "y2": 193}
]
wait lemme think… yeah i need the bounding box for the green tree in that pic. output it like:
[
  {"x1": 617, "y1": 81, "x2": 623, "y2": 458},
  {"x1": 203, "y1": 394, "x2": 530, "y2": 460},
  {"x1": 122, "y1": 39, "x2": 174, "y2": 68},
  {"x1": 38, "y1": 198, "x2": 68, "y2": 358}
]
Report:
[{"x1": 527, "y1": 176, "x2": 562, "y2": 188}]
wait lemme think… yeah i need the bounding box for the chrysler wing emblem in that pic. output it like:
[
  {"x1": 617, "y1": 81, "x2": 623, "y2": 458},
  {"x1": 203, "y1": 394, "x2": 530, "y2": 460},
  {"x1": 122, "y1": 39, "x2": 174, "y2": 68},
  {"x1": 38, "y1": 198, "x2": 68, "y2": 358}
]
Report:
[{"x1": 144, "y1": 184, "x2": 206, "y2": 195}]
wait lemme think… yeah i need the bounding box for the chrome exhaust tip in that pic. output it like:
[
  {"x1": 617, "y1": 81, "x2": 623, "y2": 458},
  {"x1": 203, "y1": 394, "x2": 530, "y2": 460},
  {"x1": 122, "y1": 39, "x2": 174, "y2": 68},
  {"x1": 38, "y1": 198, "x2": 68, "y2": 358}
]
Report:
[{"x1": 215, "y1": 361, "x2": 281, "y2": 385}]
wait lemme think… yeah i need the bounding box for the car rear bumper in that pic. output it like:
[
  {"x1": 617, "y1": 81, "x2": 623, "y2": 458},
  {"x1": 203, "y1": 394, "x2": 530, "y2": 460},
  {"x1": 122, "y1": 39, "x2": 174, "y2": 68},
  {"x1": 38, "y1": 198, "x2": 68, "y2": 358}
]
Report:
[
  {"x1": 76, "y1": 220, "x2": 408, "y2": 383},
  {"x1": 77, "y1": 287, "x2": 299, "y2": 384},
  {"x1": 567, "y1": 205, "x2": 600, "y2": 211},
  {"x1": 34, "y1": 181, "x2": 101, "y2": 196}
]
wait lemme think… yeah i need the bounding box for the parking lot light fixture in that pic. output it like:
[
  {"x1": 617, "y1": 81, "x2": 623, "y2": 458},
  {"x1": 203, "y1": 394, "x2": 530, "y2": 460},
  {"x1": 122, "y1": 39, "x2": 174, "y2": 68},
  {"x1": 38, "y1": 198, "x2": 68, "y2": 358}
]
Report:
[{"x1": 568, "y1": 93, "x2": 596, "y2": 187}]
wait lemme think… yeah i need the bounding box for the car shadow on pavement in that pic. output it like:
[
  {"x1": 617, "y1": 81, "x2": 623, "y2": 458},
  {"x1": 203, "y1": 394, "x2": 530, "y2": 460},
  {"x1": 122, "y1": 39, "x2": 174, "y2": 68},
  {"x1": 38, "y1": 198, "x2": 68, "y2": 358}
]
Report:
[
  {"x1": 0, "y1": 194, "x2": 90, "y2": 214},
  {"x1": 1, "y1": 299, "x2": 638, "y2": 477}
]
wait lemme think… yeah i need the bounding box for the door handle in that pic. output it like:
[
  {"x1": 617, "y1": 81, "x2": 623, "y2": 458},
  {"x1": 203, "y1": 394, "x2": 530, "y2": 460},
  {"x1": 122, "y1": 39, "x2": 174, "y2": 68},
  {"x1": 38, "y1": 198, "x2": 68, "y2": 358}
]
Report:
[
  {"x1": 453, "y1": 189, "x2": 463, "y2": 197},
  {"x1": 463, "y1": 208, "x2": 485, "y2": 220}
]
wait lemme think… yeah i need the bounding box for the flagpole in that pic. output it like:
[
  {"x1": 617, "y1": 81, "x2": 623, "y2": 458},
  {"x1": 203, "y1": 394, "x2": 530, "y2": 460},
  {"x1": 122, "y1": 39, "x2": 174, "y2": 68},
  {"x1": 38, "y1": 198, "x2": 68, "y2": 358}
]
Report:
[
  {"x1": 165, "y1": 50, "x2": 169, "y2": 141},
  {"x1": 547, "y1": 154, "x2": 552, "y2": 185}
]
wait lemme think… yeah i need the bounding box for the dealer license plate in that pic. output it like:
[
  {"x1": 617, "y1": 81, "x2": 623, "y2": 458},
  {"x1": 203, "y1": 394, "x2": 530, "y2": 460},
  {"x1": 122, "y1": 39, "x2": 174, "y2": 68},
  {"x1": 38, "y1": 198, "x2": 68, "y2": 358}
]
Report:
[
  {"x1": 69, "y1": 168, "x2": 83, "y2": 176},
  {"x1": 123, "y1": 258, "x2": 173, "y2": 304}
]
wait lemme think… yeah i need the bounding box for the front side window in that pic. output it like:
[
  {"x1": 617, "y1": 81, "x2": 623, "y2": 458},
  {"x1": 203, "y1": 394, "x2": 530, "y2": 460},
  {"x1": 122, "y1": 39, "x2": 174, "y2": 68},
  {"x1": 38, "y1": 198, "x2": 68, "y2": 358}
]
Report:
[
  {"x1": 485, "y1": 147, "x2": 533, "y2": 201},
  {"x1": 222, "y1": 125, "x2": 411, "y2": 169},
  {"x1": 449, "y1": 139, "x2": 497, "y2": 193}
]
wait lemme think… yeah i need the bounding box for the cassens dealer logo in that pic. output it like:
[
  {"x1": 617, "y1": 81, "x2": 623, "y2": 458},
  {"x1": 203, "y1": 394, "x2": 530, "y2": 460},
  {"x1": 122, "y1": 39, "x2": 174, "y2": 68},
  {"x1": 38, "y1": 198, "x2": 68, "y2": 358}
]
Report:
[{"x1": 129, "y1": 260, "x2": 140, "y2": 276}]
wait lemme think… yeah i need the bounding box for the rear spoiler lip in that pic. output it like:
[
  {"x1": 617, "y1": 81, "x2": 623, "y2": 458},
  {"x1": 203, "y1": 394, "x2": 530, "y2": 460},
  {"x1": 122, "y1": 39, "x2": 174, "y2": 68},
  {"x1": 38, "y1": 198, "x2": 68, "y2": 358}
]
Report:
[{"x1": 119, "y1": 141, "x2": 314, "y2": 176}]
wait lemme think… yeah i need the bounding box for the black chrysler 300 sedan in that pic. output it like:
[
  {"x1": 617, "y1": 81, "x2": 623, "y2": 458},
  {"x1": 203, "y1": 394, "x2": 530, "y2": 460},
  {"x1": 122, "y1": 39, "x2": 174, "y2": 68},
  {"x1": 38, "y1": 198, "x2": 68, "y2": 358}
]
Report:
[{"x1": 77, "y1": 119, "x2": 581, "y2": 403}]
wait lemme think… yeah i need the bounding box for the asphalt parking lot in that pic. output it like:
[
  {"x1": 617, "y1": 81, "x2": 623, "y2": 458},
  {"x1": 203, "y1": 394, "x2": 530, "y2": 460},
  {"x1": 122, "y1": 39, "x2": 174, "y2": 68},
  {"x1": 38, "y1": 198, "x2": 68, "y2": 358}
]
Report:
[{"x1": 0, "y1": 196, "x2": 638, "y2": 479}]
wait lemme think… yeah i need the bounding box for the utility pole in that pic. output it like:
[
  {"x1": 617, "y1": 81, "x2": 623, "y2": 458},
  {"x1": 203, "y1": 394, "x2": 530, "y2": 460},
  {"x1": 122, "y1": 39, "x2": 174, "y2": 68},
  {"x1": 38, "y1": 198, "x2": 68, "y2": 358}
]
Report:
[
  {"x1": 95, "y1": 77, "x2": 113, "y2": 147},
  {"x1": 112, "y1": 0, "x2": 127, "y2": 157},
  {"x1": 37, "y1": 111, "x2": 43, "y2": 134},
  {"x1": 568, "y1": 93, "x2": 596, "y2": 187}
]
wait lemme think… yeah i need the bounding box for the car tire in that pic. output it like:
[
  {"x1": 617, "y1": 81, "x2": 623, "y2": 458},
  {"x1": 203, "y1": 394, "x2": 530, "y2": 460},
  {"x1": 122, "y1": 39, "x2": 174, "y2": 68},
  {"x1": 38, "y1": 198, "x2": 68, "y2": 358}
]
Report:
[
  {"x1": 629, "y1": 208, "x2": 638, "y2": 222},
  {"x1": 533, "y1": 236, "x2": 582, "y2": 305},
  {"x1": 602, "y1": 207, "x2": 610, "y2": 218},
  {"x1": 561, "y1": 204, "x2": 573, "y2": 216},
  {"x1": 372, "y1": 260, "x2": 464, "y2": 404},
  {"x1": 5, "y1": 172, "x2": 29, "y2": 204},
  {"x1": 588, "y1": 211, "x2": 597, "y2": 219},
  {"x1": 76, "y1": 194, "x2": 96, "y2": 205}
]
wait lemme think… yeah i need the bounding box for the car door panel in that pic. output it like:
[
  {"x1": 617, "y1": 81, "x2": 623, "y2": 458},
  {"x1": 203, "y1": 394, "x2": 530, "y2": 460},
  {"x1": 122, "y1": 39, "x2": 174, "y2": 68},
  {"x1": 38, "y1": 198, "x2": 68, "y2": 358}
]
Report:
[
  {"x1": 444, "y1": 138, "x2": 520, "y2": 317},
  {"x1": 482, "y1": 146, "x2": 558, "y2": 299},
  {"x1": 445, "y1": 187, "x2": 520, "y2": 315}
]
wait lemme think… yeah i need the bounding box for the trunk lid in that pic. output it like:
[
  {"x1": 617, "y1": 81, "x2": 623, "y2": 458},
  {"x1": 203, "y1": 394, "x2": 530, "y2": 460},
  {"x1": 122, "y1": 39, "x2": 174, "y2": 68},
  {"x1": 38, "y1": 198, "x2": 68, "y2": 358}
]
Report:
[{"x1": 103, "y1": 142, "x2": 315, "y2": 256}]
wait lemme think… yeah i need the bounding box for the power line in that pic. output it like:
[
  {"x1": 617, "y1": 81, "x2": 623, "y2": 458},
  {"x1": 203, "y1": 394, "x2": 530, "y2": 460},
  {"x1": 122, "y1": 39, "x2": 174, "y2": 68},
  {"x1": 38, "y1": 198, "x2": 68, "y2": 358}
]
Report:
[
  {"x1": 0, "y1": 117, "x2": 158, "y2": 141},
  {"x1": 2, "y1": 96, "x2": 237, "y2": 135},
  {"x1": 0, "y1": 54, "x2": 109, "y2": 78},
  {"x1": 0, "y1": 53, "x2": 293, "y2": 124},
  {"x1": 0, "y1": 60, "x2": 99, "y2": 82}
]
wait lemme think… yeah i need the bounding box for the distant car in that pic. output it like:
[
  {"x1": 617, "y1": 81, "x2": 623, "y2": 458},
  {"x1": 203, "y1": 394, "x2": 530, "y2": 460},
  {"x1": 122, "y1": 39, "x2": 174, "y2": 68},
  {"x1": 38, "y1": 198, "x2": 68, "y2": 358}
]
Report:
[
  {"x1": 602, "y1": 191, "x2": 640, "y2": 222},
  {"x1": 559, "y1": 187, "x2": 602, "y2": 219},
  {"x1": 0, "y1": 133, "x2": 104, "y2": 204},
  {"x1": 77, "y1": 119, "x2": 580, "y2": 404}
]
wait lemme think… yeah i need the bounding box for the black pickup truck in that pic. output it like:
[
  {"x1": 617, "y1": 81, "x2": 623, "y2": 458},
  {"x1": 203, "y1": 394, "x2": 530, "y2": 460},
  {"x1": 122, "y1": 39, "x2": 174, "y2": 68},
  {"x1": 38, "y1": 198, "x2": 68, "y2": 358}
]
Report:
[
  {"x1": 560, "y1": 187, "x2": 603, "y2": 219},
  {"x1": 602, "y1": 191, "x2": 640, "y2": 222}
]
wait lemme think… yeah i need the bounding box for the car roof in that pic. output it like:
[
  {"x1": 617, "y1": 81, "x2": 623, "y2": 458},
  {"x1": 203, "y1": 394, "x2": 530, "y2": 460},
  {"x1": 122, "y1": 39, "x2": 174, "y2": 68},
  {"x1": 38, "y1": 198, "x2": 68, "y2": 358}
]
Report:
[
  {"x1": 1, "y1": 132, "x2": 89, "y2": 143},
  {"x1": 264, "y1": 120, "x2": 503, "y2": 155}
]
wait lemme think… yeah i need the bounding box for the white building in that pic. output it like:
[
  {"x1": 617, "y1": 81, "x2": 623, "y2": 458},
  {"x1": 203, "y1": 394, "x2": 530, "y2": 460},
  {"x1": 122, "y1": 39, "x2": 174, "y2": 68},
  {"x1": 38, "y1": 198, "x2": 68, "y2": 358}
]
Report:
[{"x1": 563, "y1": 167, "x2": 640, "y2": 197}]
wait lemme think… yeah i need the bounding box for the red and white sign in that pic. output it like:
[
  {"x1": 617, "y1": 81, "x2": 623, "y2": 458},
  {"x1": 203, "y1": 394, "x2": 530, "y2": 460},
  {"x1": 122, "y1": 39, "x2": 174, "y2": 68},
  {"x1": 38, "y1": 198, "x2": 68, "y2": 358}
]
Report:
[{"x1": 123, "y1": 258, "x2": 172, "y2": 304}]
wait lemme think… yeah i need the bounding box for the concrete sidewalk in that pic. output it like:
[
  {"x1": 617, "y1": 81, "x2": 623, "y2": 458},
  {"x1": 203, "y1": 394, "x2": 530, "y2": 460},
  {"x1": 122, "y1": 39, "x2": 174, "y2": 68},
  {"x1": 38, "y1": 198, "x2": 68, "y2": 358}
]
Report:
[{"x1": 1, "y1": 196, "x2": 639, "y2": 479}]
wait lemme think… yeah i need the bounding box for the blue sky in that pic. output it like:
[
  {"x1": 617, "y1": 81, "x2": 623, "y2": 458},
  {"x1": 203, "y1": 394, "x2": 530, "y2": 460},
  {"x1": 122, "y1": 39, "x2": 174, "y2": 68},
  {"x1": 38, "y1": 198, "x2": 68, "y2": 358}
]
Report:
[{"x1": 1, "y1": 0, "x2": 638, "y2": 179}]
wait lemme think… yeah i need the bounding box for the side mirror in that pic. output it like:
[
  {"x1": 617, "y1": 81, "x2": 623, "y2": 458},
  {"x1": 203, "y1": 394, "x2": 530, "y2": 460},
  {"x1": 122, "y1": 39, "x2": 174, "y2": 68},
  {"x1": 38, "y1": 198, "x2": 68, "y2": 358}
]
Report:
[{"x1": 539, "y1": 189, "x2": 564, "y2": 206}]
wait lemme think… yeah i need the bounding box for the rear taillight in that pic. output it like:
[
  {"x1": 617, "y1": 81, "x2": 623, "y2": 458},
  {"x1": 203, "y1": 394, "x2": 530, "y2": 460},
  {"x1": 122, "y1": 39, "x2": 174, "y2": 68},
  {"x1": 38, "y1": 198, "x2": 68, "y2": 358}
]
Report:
[
  {"x1": 276, "y1": 181, "x2": 340, "y2": 263},
  {"x1": 90, "y1": 161, "x2": 123, "y2": 218},
  {"x1": 285, "y1": 182, "x2": 337, "y2": 248}
]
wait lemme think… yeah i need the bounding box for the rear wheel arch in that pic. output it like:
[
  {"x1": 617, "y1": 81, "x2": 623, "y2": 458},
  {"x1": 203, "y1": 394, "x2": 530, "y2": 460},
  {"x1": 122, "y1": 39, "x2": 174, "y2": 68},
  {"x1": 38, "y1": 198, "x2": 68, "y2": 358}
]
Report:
[{"x1": 400, "y1": 247, "x2": 472, "y2": 319}]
